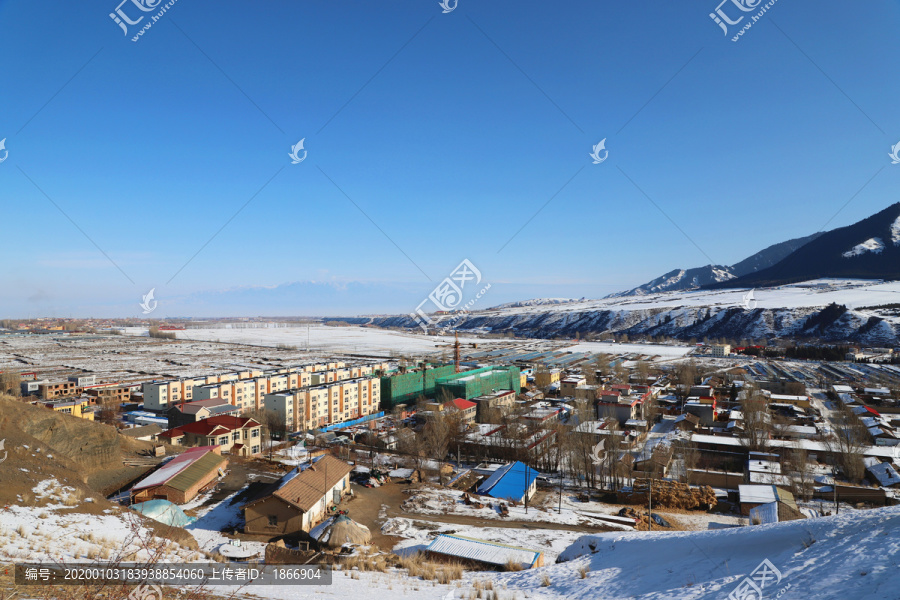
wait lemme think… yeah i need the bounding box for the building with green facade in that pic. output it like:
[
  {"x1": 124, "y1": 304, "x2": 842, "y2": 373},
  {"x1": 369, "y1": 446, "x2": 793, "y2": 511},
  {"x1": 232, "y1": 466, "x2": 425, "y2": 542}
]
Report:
[
  {"x1": 434, "y1": 366, "x2": 521, "y2": 400},
  {"x1": 379, "y1": 364, "x2": 457, "y2": 408}
]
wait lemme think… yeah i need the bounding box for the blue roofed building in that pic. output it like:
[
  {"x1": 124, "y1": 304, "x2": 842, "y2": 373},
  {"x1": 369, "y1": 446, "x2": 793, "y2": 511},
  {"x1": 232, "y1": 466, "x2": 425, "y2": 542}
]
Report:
[{"x1": 475, "y1": 461, "x2": 538, "y2": 503}]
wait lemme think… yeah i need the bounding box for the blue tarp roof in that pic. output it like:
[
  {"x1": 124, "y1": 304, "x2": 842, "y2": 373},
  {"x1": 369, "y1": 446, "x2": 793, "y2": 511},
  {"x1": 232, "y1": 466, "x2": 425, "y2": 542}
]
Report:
[
  {"x1": 476, "y1": 461, "x2": 539, "y2": 502},
  {"x1": 132, "y1": 500, "x2": 196, "y2": 527}
]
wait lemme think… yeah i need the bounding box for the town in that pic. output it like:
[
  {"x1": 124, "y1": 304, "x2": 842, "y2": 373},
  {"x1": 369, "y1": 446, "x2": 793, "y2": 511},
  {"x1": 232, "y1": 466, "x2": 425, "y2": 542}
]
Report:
[{"x1": 2, "y1": 323, "x2": 899, "y2": 597}]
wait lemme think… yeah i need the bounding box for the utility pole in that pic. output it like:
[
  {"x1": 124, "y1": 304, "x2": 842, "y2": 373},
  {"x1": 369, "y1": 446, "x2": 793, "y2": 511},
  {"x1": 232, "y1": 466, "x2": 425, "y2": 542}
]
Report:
[
  {"x1": 648, "y1": 478, "x2": 652, "y2": 532},
  {"x1": 524, "y1": 463, "x2": 529, "y2": 514},
  {"x1": 558, "y1": 474, "x2": 563, "y2": 514}
]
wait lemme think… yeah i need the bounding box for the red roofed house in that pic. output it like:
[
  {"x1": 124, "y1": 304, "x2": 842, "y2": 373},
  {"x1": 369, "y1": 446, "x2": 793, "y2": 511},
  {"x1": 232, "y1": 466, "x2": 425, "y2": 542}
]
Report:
[
  {"x1": 443, "y1": 398, "x2": 477, "y2": 424},
  {"x1": 159, "y1": 415, "x2": 262, "y2": 456}
]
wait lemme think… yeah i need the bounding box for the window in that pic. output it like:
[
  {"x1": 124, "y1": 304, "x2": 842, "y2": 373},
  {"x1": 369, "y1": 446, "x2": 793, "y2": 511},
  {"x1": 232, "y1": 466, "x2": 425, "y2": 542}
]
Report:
[
  {"x1": 232, "y1": 431, "x2": 240, "y2": 441},
  {"x1": 218, "y1": 436, "x2": 228, "y2": 445},
  {"x1": 268, "y1": 515, "x2": 278, "y2": 527},
  {"x1": 251, "y1": 429, "x2": 260, "y2": 438},
  {"x1": 252, "y1": 445, "x2": 260, "y2": 454}
]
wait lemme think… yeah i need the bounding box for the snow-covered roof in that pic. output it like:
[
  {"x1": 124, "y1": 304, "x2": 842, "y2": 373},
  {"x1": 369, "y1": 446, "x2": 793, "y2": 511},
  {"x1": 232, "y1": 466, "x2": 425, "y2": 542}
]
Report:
[
  {"x1": 866, "y1": 460, "x2": 900, "y2": 487},
  {"x1": 426, "y1": 534, "x2": 541, "y2": 569},
  {"x1": 739, "y1": 485, "x2": 777, "y2": 505}
]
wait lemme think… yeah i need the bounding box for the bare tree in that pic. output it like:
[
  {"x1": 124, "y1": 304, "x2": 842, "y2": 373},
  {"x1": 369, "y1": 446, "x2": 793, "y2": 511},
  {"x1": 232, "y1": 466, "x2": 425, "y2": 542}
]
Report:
[
  {"x1": 826, "y1": 406, "x2": 868, "y2": 483},
  {"x1": 786, "y1": 446, "x2": 815, "y2": 501},
  {"x1": 0, "y1": 371, "x2": 21, "y2": 398},
  {"x1": 675, "y1": 361, "x2": 698, "y2": 401},
  {"x1": 739, "y1": 389, "x2": 772, "y2": 452},
  {"x1": 676, "y1": 440, "x2": 700, "y2": 485}
]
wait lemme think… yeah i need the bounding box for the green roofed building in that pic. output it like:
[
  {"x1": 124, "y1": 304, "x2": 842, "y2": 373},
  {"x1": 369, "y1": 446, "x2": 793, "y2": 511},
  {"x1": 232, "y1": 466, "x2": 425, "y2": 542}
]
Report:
[
  {"x1": 435, "y1": 366, "x2": 521, "y2": 400},
  {"x1": 380, "y1": 364, "x2": 457, "y2": 408}
]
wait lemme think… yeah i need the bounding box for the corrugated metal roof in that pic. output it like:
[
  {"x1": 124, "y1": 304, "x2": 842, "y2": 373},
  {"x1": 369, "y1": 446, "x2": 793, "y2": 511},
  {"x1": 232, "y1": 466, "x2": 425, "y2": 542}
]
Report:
[
  {"x1": 426, "y1": 534, "x2": 540, "y2": 568},
  {"x1": 476, "y1": 461, "x2": 538, "y2": 502},
  {"x1": 166, "y1": 452, "x2": 227, "y2": 493}
]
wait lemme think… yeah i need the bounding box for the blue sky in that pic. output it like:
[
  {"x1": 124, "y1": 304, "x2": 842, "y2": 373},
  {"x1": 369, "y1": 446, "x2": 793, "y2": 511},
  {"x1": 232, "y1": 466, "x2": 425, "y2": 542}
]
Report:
[{"x1": 1, "y1": 0, "x2": 899, "y2": 318}]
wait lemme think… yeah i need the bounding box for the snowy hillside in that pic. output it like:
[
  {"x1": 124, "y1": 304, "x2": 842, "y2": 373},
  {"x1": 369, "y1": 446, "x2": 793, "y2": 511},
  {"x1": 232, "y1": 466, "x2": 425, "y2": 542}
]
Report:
[
  {"x1": 372, "y1": 279, "x2": 900, "y2": 343},
  {"x1": 610, "y1": 265, "x2": 735, "y2": 297},
  {"x1": 488, "y1": 298, "x2": 582, "y2": 309}
]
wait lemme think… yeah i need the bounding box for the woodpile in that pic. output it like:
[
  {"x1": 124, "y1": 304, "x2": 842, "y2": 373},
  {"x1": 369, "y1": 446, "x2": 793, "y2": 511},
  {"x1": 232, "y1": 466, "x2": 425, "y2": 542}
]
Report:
[{"x1": 618, "y1": 478, "x2": 717, "y2": 510}]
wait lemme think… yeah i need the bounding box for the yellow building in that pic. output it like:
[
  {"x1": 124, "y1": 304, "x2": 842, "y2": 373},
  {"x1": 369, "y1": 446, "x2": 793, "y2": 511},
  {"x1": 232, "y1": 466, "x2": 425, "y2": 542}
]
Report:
[
  {"x1": 535, "y1": 370, "x2": 561, "y2": 388},
  {"x1": 41, "y1": 399, "x2": 94, "y2": 420}
]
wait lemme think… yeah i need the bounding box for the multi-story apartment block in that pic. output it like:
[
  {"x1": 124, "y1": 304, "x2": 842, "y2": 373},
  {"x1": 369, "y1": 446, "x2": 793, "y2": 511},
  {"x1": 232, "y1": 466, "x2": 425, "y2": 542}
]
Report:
[{"x1": 262, "y1": 377, "x2": 382, "y2": 434}]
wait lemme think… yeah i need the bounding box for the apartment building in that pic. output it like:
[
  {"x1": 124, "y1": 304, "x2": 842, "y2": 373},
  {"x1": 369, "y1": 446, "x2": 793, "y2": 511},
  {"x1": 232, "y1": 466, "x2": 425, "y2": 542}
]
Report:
[{"x1": 263, "y1": 377, "x2": 382, "y2": 433}]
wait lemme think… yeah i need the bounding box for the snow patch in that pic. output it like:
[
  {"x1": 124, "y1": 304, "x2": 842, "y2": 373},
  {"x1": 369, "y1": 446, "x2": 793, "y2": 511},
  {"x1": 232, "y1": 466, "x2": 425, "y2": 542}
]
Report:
[
  {"x1": 842, "y1": 237, "x2": 884, "y2": 258},
  {"x1": 892, "y1": 214, "x2": 900, "y2": 246}
]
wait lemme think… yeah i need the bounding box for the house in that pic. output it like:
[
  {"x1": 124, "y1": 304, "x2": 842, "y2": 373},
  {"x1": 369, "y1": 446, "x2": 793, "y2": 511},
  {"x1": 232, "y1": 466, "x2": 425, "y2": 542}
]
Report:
[
  {"x1": 596, "y1": 390, "x2": 645, "y2": 426},
  {"x1": 534, "y1": 370, "x2": 560, "y2": 389},
  {"x1": 425, "y1": 534, "x2": 543, "y2": 570},
  {"x1": 120, "y1": 424, "x2": 162, "y2": 442},
  {"x1": 864, "y1": 457, "x2": 900, "y2": 488},
  {"x1": 443, "y1": 398, "x2": 477, "y2": 424},
  {"x1": 475, "y1": 461, "x2": 538, "y2": 504},
  {"x1": 159, "y1": 416, "x2": 262, "y2": 456},
  {"x1": 40, "y1": 399, "x2": 94, "y2": 420},
  {"x1": 469, "y1": 390, "x2": 517, "y2": 422},
  {"x1": 738, "y1": 485, "x2": 797, "y2": 516},
  {"x1": 241, "y1": 455, "x2": 354, "y2": 535},
  {"x1": 684, "y1": 399, "x2": 717, "y2": 427},
  {"x1": 131, "y1": 447, "x2": 228, "y2": 504},
  {"x1": 560, "y1": 376, "x2": 587, "y2": 395},
  {"x1": 167, "y1": 398, "x2": 240, "y2": 428}
]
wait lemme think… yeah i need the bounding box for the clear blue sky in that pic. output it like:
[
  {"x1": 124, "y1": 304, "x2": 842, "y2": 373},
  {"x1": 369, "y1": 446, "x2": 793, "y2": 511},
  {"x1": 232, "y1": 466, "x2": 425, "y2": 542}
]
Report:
[{"x1": 1, "y1": 0, "x2": 899, "y2": 318}]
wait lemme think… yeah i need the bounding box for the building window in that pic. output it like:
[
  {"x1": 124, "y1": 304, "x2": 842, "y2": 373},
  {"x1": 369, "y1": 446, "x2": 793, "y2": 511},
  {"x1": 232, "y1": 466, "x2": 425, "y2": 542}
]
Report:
[
  {"x1": 268, "y1": 515, "x2": 278, "y2": 527},
  {"x1": 218, "y1": 436, "x2": 228, "y2": 445},
  {"x1": 251, "y1": 429, "x2": 260, "y2": 438},
  {"x1": 252, "y1": 445, "x2": 260, "y2": 454},
  {"x1": 232, "y1": 432, "x2": 240, "y2": 441}
]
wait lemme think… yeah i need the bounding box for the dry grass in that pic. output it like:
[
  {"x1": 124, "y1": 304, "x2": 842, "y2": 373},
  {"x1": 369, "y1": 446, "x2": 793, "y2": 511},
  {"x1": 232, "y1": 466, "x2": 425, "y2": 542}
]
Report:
[
  {"x1": 504, "y1": 558, "x2": 523, "y2": 572},
  {"x1": 540, "y1": 573, "x2": 551, "y2": 587},
  {"x1": 397, "y1": 552, "x2": 464, "y2": 582},
  {"x1": 579, "y1": 564, "x2": 590, "y2": 579}
]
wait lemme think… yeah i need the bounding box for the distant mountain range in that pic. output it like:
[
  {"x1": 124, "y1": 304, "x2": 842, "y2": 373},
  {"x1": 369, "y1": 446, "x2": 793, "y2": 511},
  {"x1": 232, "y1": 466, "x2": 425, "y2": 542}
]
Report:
[
  {"x1": 610, "y1": 233, "x2": 824, "y2": 297},
  {"x1": 352, "y1": 203, "x2": 900, "y2": 343},
  {"x1": 709, "y1": 202, "x2": 900, "y2": 288}
]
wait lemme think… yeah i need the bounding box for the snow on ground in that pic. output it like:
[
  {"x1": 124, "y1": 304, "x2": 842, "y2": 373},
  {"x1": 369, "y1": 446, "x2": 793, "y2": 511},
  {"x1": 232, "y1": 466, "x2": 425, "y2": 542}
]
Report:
[
  {"x1": 185, "y1": 489, "x2": 266, "y2": 557},
  {"x1": 173, "y1": 325, "x2": 485, "y2": 356},
  {"x1": 842, "y1": 237, "x2": 885, "y2": 258},
  {"x1": 0, "y1": 501, "x2": 200, "y2": 563},
  {"x1": 400, "y1": 487, "x2": 595, "y2": 527},
  {"x1": 559, "y1": 341, "x2": 693, "y2": 359},
  {"x1": 384, "y1": 516, "x2": 584, "y2": 563},
  {"x1": 191, "y1": 504, "x2": 900, "y2": 600}
]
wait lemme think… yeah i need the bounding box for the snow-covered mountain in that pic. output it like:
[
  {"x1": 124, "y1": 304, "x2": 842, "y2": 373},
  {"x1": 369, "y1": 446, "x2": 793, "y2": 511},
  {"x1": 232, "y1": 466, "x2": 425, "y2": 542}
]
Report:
[
  {"x1": 489, "y1": 298, "x2": 582, "y2": 310},
  {"x1": 611, "y1": 233, "x2": 823, "y2": 297},
  {"x1": 610, "y1": 265, "x2": 736, "y2": 297},
  {"x1": 364, "y1": 279, "x2": 900, "y2": 343},
  {"x1": 714, "y1": 202, "x2": 900, "y2": 288}
]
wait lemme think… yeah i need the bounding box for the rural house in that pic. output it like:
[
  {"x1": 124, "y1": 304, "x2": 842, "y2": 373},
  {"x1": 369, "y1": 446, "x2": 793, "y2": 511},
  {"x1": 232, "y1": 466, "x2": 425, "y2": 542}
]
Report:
[
  {"x1": 131, "y1": 447, "x2": 228, "y2": 504},
  {"x1": 241, "y1": 455, "x2": 353, "y2": 536},
  {"x1": 158, "y1": 415, "x2": 262, "y2": 456}
]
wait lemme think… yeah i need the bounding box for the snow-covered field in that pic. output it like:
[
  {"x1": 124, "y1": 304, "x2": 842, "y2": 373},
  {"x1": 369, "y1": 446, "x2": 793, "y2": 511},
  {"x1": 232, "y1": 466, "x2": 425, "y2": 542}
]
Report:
[
  {"x1": 560, "y1": 341, "x2": 693, "y2": 359},
  {"x1": 172, "y1": 325, "x2": 487, "y2": 356}
]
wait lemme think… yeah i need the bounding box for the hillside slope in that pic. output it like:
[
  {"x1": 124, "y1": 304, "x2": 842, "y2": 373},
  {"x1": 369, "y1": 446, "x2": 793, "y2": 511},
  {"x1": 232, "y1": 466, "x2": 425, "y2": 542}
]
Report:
[
  {"x1": 495, "y1": 505, "x2": 900, "y2": 600},
  {"x1": 713, "y1": 202, "x2": 900, "y2": 288},
  {"x1": 368, "y1": 280, "x2": 900, "y2": 343}
]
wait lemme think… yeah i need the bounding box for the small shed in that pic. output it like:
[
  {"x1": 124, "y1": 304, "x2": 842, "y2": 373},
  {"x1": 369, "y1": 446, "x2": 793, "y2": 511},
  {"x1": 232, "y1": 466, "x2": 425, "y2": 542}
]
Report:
[{"x1": 425, "y1": 534, "x2": 543, "y2": 570}]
